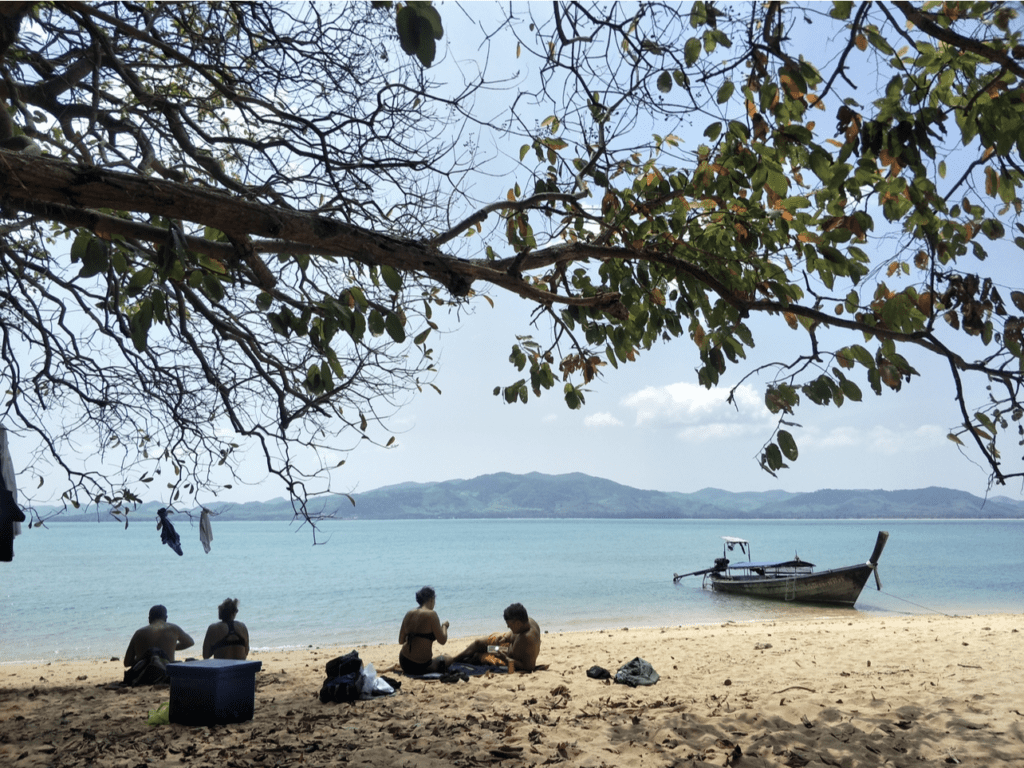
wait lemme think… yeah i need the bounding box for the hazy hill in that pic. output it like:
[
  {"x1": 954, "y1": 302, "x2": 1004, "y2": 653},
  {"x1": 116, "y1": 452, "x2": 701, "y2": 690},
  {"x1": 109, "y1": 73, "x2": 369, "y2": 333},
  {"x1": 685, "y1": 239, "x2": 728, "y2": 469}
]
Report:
[{"x1": 40, "y1": 472, "x2": 1024, "y2": 522}]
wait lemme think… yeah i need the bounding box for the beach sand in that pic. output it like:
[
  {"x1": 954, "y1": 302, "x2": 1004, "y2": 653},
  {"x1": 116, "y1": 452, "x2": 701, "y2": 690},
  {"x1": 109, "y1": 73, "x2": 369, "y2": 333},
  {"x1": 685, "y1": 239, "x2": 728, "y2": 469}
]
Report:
[{"x1": 2, "y1": 613, "x2": 1021, "y2": 767}]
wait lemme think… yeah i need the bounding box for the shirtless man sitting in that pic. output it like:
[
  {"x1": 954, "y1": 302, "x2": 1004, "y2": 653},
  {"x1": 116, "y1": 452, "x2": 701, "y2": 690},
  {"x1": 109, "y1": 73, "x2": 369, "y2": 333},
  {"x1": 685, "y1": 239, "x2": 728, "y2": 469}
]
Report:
[
  {"x1": 454, "y1": 603, "x2": 541, "y2": 672},
  {"x1": 123, "y1": 605, "x2": 195, "y2": 684}
]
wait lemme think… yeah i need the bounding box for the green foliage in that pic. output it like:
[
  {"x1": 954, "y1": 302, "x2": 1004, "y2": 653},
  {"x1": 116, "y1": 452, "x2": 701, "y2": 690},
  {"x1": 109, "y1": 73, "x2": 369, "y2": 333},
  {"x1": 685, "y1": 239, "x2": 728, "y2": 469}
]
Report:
[
  {"x1": 394, "y1": 2, "x2": 443, "y2": 67},
  {"x1": 486, "y1": 1, "x2": 1023, "y2": 485}
]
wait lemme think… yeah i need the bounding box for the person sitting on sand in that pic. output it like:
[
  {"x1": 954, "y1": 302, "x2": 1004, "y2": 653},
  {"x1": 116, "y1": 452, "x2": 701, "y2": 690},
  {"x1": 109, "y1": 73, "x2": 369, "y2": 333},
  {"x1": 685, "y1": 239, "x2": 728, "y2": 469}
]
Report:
[
  {"x1": 202, "y1": 597, "x2": 250, "y2": 660},
  {"x1": 454, "y1": 602, "x2": 541, "y2": 672},
  {"x1": 123, "y1": 605, "x2": 195, "y2": 685},
  {"x1": 398, "y1": 586, "x2": 451, "y2": 675}
]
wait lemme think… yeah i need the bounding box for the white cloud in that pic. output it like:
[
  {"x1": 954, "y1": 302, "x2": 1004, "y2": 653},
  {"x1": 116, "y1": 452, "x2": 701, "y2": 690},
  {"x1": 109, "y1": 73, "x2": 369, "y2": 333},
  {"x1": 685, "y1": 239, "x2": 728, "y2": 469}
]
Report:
[
  {"x1": 808, "y1": 426, "x2": 860, "y2": 449},
  {"x1": 675, "y1": 423, "x2": 761, "y2": 441},
  {"x1": 584, "y1": 412, "x2": 623, "y2": 428},
  {"x1": 622, "y1": 382, "x2": 771, "y2": 429},
  {"x1": 803, "y1": 424, "x2": 946, "y2": 454}
]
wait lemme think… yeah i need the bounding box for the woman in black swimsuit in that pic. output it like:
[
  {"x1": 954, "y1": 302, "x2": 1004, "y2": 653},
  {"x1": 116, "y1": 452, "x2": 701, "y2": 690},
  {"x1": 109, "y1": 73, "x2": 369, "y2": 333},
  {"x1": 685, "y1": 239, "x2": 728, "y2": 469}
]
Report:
[
  {"x1": 202, "y1": 597, "x2": 250, "y2": 660},
  {"x1": 398, "y1": 586, "x2": 450, "y2": 675}
]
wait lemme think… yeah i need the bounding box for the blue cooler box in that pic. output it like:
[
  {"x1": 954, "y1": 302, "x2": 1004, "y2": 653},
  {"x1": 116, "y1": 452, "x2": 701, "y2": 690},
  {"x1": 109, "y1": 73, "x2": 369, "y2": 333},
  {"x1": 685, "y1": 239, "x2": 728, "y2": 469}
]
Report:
[{"x1": 166, "y1": 659, "x2": 263, "y2": 725}]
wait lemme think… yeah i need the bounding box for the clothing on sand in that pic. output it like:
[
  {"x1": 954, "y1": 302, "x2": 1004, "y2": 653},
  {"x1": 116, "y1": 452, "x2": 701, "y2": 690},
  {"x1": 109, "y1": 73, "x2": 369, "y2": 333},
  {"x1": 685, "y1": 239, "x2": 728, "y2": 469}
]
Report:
[{"x1": 478, "y1": 632, "x2": 508, "y2": 666}]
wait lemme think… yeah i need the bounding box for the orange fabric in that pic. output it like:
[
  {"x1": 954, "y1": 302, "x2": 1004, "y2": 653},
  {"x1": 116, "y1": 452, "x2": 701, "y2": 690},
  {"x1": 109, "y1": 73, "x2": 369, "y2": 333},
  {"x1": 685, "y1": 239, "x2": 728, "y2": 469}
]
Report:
[{"x1": 480, "y1": 632, "x2": 508, "y2": 666}]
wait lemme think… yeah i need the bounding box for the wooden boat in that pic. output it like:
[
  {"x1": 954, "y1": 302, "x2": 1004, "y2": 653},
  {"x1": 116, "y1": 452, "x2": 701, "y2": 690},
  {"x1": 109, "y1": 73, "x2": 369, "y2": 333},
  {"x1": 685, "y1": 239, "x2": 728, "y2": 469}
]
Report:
[{"x1": 673, "y1": 531, "x2": 889, "y2": 606}]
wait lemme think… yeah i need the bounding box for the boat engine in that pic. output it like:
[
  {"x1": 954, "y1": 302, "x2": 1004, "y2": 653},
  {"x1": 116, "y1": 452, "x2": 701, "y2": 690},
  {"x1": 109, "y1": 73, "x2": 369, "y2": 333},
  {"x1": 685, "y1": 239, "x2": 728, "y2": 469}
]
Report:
[{"x1": 713, "y1": 557, "x2": 729, "y2": 572}]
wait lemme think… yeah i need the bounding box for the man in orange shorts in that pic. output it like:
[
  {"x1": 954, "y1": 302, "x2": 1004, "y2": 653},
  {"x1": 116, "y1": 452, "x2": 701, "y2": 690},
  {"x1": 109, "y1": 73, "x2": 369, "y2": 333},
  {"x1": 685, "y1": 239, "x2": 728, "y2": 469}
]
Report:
[{"x1": 454, "y1": 603, "x2": 541, "y2": 672}]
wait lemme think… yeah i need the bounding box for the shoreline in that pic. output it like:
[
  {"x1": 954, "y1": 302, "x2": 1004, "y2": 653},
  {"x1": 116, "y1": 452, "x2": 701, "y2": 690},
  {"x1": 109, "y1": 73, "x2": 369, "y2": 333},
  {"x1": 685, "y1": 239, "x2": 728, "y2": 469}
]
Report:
[
  {"x1": 3, "y1": 612, "x2": 1021, "y2": 767},
  {"x1": 0, "y1": 604, "x2": 1001, "y2": 667},
  {"x1": 0, "y1": 604, "x2": 977, "y2": 667}
]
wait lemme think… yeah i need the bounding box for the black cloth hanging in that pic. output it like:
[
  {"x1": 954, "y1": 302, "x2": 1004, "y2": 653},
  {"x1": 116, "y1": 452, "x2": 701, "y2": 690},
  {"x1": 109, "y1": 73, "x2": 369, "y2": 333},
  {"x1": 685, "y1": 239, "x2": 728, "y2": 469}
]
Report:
[
  {"x1": 0, "y1": 427, "x2": 25, "y2": 563},
  {"x1": 0, "y1": 477, "x2": 25, "y2": 563},
  {"x1": 157, "y1": 507, "x2": 183, "y2": 556}
]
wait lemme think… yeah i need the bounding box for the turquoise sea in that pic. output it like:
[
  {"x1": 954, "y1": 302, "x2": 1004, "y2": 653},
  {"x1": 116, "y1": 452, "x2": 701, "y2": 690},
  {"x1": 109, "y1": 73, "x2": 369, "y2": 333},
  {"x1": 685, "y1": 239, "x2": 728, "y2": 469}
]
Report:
[{"x1": 1, "y1": 518, "x2": 1021, "y2": 663}]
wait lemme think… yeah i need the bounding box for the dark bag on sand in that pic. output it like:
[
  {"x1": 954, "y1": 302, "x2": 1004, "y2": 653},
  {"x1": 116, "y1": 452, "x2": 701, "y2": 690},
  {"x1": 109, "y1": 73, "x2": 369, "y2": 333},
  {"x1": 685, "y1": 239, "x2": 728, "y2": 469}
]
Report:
[
  {"x1": 320, "y1": 650, "x2": 363, "y2": 704},
  {"x1": 325, "y1": 650, "x2": 361, "y2": 679},
  {"x1": 586, "y1": 665, "x2": 611, "y2": 680},
  {"x1": 320, "y1": 671, "x2": 362, "y2": 703},
  {"x1": 614, "y1": 657, "x2": 659, "y2": 687}
]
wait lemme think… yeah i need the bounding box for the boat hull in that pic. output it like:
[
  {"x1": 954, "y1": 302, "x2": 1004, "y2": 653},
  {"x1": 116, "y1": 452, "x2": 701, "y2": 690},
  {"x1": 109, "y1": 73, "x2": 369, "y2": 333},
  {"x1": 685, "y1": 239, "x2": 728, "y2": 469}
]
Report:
[{"x1": 708, "y1": 563, "x2": 874, "y2": 606}]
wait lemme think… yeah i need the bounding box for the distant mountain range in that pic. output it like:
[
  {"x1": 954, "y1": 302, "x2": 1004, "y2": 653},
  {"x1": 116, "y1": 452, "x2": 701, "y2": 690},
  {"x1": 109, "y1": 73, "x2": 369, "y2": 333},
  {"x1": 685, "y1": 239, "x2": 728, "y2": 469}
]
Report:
[{"x1": 42, "y1": 471, "x2": 1024, "y2": 522}]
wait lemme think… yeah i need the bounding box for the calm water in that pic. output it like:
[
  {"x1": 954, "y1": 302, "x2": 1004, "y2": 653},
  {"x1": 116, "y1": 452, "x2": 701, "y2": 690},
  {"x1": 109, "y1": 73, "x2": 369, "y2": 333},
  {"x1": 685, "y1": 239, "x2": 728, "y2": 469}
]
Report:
[{"x1": 1, "y1": 518, "x2": 1021, "y2": 663}]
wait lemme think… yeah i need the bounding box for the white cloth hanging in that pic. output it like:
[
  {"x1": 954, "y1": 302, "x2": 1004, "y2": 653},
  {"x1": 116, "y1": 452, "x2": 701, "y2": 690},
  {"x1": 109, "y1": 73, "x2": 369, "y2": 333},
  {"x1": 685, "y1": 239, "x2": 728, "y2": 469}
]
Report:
[
  {"x1": 0, "y1": 427, "x2": 21, "y2": 537},
  {"x1": 199, "y1": 507, "x2": 213, "y2": 554}
]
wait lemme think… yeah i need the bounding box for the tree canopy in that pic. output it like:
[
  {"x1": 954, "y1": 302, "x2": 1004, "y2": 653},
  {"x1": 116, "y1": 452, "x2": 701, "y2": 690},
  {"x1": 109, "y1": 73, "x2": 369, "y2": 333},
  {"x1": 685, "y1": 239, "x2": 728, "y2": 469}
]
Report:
[{"x1": 1, "y1": 1, "x2": 1022, "y2": 523}]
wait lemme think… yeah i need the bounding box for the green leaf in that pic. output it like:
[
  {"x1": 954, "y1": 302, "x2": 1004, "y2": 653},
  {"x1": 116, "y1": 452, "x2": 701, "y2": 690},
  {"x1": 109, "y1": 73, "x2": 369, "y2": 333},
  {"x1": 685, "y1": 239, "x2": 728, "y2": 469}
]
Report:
[
  {"x1": 417, "y1": 3, "x2": 443, "y2": 39},
  {"x1": 395, "y1": 4, "x2": 443, "y2": 67},
  {"x1": 384, "y1": 312, "x2": 406, "y2": 343},
  {"x1": 781, "y1": 195, "x2": 810, "y2": 211},
  {"x1": 79, "y1": 238, "x2": 109, "y2": 278},
  {"x1": 777, "y1": 430, "x2": 799, "y2": 461},
  {"x1": 766, "y1": 169, "x2": 788, "y2": 196},
  {"x1": 368, "y1": 309, "x2": 385, "y2": 336},
  {"x1": 127, "y1": 267, "x2": 154, "y2": 294},
  {"x1": 684, "y1": 37, "x2": 701, "y2": 66},
  {"x1": 764, "y1": 443, "x2": 786, "y2": 471},
  {"x1": 704, "y1": 122, "x2": 723, "y2": 141},
  {"x1": 70, "y1": 233, "x2": 90, "y2": 263},
  {"x1": 716, "y1": 81, "x2": 735, "y2": 104},
  {"x1": 657, "y1": 71, "x2": 673, "y2": 93},
  {"x1": 830, "y1": 1, "x2": 853, "y2": 20},
  {"x1": 197, "y1": 253, "x2": 227, "y2": 275},
  {"x1": 997, "y1": 172, "x2": 1016, "y2": 205},
  {"x1": 129, "y1": 300, "x2": 153, "y2": 352},
  {"x1": 849, "y1": 344, "x2": 875, "y2": 369},
  {"x1": 563, "y1": 383, "x2": 583, "y2": 410},
  {"x1": 839, "y1": 379, "x2": 862, "y2": 401},
  {"x1": 202, "y1": 273, "x2": 225, "y2": 303},
  {"x1": 381, "y1": 264, "x2": 402, "y2": 292}
]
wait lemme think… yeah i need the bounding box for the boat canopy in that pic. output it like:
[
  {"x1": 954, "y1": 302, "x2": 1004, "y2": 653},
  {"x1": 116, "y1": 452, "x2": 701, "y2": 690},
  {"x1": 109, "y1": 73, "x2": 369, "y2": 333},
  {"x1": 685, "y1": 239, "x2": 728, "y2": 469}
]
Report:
[
  {"x1": 722, "y1": 559, "x2": 815, "y2": 571},
  {"x1": 722, "y1": 536, "x2": 750, "y2": 557},
  {"x1": 717, "y1": 537, "x2": 815, "y2": 570}
]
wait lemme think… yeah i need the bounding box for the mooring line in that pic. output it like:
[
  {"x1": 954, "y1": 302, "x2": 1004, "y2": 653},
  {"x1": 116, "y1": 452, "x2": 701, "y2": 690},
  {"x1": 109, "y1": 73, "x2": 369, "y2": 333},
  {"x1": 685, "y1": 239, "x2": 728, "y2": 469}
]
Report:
[{"x1": 878, "y1": 589, "x2": 956, "y2": 617}]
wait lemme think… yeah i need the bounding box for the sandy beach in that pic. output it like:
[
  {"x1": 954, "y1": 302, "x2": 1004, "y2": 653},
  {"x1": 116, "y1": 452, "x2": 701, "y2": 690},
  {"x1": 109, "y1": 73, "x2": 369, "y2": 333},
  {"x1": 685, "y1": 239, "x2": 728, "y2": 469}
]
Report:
[{"x1": 2, "y1": 613, "x2": 1021, "y2": 767}]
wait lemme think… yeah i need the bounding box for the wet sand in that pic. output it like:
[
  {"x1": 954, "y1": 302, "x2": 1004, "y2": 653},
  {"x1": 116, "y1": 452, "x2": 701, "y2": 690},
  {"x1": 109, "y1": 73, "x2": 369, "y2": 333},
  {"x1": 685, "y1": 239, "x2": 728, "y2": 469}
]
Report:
[{"x1": 1, "y1": 612, "x2": 1021, "y2": 767}]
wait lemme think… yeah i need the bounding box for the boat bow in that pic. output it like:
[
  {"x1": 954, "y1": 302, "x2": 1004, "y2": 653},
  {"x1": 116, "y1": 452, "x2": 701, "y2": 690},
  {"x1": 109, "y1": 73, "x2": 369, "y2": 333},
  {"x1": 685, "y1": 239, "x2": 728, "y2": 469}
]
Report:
[{"x1": 868, "y1": 530, "x2": 889, "y2": 591}]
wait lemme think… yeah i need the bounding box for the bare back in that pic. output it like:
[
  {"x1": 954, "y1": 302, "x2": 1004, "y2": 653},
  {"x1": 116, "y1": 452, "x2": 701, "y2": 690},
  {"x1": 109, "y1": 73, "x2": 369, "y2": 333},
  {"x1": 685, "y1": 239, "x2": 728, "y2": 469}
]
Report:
[
  {"x1": 202, "y1": 619, "x2": 250, "y2": 660},
  {"x1": 124, "y1": 620, "x2": 194, "y2": 667},
  {"x1": 399, "y1": 607, "x2": 447, "y2": 663}
]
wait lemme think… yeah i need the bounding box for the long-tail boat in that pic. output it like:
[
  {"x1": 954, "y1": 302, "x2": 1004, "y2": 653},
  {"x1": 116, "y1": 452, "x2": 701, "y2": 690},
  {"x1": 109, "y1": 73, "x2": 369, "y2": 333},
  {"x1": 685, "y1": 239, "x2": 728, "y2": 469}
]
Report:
[{"x1": 673, "y1": 531, "x2": 889, "y2": 606}]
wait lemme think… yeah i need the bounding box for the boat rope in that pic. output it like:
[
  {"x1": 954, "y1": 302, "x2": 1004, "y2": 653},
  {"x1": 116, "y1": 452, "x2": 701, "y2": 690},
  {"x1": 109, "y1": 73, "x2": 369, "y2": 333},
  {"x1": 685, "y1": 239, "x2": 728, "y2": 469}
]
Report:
[{"x1": 877, "y1": 589, "x2": 956, "y2": 617}]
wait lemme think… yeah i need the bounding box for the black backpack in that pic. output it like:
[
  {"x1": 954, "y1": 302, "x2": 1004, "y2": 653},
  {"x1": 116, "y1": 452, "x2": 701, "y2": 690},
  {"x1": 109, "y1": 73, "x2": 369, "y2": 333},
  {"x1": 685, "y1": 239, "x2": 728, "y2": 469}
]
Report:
[{"x1": 319, "y1": 651, "x2": 362, "y2": 703}]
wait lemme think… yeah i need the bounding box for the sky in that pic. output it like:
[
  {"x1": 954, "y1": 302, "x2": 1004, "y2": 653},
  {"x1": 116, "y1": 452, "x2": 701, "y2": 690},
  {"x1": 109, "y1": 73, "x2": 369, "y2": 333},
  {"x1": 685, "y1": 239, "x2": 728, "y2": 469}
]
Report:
[
  {"x1": 279, "y1": 4, "x2": 1024, "y2": 504},
  {"x1": 8, "y1": 2, "x2": 1024, "y2": 510}
]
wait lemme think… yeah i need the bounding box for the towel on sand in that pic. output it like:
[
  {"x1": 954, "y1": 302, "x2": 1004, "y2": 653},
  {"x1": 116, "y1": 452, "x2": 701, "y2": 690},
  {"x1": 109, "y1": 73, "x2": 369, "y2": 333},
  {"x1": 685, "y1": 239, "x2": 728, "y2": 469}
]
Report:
[{"x1": 401, "y1": 661, "x2": 508, "y2": 680}]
